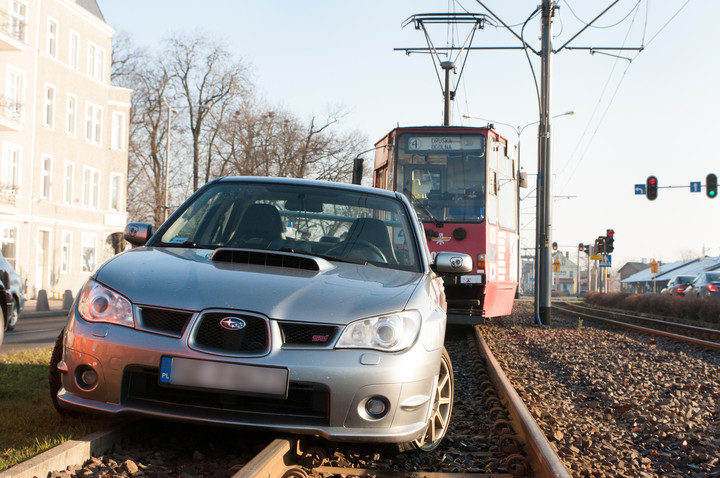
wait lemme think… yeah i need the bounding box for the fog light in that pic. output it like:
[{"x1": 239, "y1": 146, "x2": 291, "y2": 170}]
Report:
[
  {"x1": 77, "y1": 366, "x2": 98, "y2": 390},
  {"x1": 365, "y1": 397, "x2": 389, "y2": 419}
]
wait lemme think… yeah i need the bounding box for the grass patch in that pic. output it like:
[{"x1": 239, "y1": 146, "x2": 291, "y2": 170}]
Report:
[{"x1": 0, "y1": 347, "x2": 117, "y2": 472}]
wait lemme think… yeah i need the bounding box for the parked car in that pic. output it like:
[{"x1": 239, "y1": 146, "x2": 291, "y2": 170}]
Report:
[
  {"x1": 0, "y1": 252, "x2": 25, "y2": 332},
  {"x1": 684, "y1": 272, "x2": 720, "y2": 298},
  {"x1": 49, "y1": 177, "x2": 473, "y2": 451},
  {"x1": 660, "y1": 275, "x2": 695, "y2": 296}
]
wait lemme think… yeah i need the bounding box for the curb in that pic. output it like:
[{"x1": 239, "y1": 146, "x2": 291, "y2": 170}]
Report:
[
  {"x1": 0, "y1": 423, "x2": 132, "y2": 478},
  {"x1": 20, "y1": 309, "x2": 70, "y2": 319}
]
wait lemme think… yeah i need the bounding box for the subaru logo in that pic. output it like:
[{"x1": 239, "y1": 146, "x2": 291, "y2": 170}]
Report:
[{"x1": 219, "y1": 317, "x2": 247, "y2": 330}]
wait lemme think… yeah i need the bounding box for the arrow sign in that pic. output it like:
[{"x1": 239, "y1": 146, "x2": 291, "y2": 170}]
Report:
[
  {"x1": 690, "y1": 181, "x2": 701, "y2": 193},
  {"x1": 634, "y1": 184, "x2": 646, "y2": 195}
]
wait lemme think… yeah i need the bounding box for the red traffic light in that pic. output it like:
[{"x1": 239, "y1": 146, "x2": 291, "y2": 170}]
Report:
[
  {"x1": 646, "y1": 176, "x2": 658, "y2": 200},
  {"x1": 606, "y1": 229, "x2": 614, "y2": 237}
]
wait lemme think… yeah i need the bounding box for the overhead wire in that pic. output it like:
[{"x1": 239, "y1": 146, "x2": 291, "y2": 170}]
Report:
[
  {"x1": 563, "y1": 0, "x2": 642, "y2": 29},
  {"x1": 556, "y1": 0, "x2": 692, "y2": 193}
]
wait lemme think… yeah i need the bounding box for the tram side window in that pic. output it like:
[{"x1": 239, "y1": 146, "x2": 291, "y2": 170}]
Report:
[{"x1": 498, "y1": 144, "x2": 517, "y2": 232}]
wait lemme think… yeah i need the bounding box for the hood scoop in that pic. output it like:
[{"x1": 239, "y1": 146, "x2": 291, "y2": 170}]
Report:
[{"x1": 211, "y1": 248, "x2": 321, "y2": 271}]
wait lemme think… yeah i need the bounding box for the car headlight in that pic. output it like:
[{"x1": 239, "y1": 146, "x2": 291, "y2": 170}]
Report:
[
  {"x1": 336, "y1": 311, "x2": 421, "y2": 352},
  {"x1": 77, "y1": 279, "x2": 134, "y2": 328}
]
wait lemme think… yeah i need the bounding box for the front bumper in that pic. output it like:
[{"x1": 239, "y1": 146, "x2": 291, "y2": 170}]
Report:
[{"x1": 57, "y1": 309, "x2": 443, "y2": 443}]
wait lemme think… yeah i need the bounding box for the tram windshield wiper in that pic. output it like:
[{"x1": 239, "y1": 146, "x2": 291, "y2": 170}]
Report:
[{"x1": 403, "y1": 188, "x2": 443, "y2": 228}]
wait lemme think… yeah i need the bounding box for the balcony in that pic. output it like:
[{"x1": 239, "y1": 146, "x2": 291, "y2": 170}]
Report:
[
  {"x1": 0, "y1": 97, "x2": 22, "y2": 131},
  {"x1": 0, "y1": 8, "x2": 26, "y2": 50},
  {"x1": 0, "y1": 189, "x2": 17, "y2": 207}
]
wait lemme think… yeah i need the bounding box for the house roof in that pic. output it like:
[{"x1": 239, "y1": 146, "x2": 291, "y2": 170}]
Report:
[
  {"x1": 621, "y1": 257, "x2": 720, "y2": 283},
  {"x1": 76, "y1": 0, "x2": 105, "y2": 22}
]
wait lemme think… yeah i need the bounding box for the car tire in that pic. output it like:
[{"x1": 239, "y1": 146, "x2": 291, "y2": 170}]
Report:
[
  {"x1": 399, "y1": 346, "x2": 454, "y2": 453},
  {"x1": 6, "y1": 298, "x2": 18, "y2": 331},
  {"x1": 48, "y1": 329, "x2": 74, "y2": 416}
]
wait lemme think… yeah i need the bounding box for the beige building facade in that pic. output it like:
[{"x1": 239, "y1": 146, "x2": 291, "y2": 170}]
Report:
[{"x1": 1, "y1": 0, "x2": 130, "y2": 299}]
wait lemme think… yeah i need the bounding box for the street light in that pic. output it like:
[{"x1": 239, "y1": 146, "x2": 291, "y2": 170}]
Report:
[{"x1": 463, "y1": 110, "x2": 575, "y2": 297}]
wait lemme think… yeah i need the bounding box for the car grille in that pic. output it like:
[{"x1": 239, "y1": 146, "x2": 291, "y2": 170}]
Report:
[
  {"x1": 212, "y1": 249, "x2": 320, "y2": 271},
  {"x1": 137, "y1": 307, "x2": 194, "y2": 337},
  {"x1": 192, "y1": 312, "x2": 269, "y2": 355},
  {"x1": 122, "y1": 367, "x2": 330, "y2": 426},
  {"x1": 279, "y1": 323, "x2": 339, "y2": 347}
]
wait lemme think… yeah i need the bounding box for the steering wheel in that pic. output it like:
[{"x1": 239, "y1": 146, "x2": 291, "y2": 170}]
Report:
[{"x1": 327, "y1": 239, "x2": 387, "y2": 263}]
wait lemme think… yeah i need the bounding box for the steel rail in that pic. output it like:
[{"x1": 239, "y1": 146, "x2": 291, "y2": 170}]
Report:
[
  {"x1": 473, "y1": 326, "x2": 572, "y2": 478},
  {"x1": 553, "y1": 303, "x2": 720, "y2": 352}
]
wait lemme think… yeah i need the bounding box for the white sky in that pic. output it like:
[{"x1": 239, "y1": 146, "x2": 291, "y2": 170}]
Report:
[{"x1": 96, "y1": 0, "x2": 719, "y2": 270}]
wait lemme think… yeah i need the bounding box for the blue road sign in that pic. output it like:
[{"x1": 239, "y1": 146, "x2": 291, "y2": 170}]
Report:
[
  {"x1": 690, "y1": 181, "x2": 701, "y2": 193},
  {"x1": 635, "y1": 184, "x2": 646, "y2": 195}
]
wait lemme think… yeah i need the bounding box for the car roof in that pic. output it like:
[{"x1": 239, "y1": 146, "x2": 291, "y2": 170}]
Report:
[{"x1": 213, "y1": 176, "x2": 399, "y2": 199}]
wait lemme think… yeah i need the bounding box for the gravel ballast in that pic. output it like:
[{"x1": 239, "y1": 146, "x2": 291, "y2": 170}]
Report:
[{"x1": 483, "y1": 301, "x2": 720, "y2": 477}]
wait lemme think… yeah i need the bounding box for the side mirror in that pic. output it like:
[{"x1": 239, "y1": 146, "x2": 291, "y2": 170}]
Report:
[
  {"x1": 124, "y1": 222, "x2": 154, "y2": 247},
  {"x1": 433, "y1": 251, "x2": 472, "y2": 275}
]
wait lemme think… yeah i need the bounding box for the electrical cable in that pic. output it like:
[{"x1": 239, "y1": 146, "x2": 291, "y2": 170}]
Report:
[{"x1": 563, "y1": 0, "x2": 642, "y2": 29}]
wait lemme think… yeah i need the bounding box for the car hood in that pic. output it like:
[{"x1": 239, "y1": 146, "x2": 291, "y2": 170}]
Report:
[{"x1": 94, "y1": 247, "x2": 424, "y2": 325}]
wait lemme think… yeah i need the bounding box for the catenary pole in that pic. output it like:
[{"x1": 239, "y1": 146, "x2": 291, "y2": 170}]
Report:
[{"x1": 534, "y1": 0, "x2": 555, "y2": 325}]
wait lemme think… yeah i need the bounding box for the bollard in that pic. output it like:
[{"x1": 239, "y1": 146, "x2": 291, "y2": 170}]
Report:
[
  {"x1": 36, "y1": 289, "x2": 50, "y2": 311},
  {"x1": 62, "y1": 290, "x2": 74, "y2": 310}
]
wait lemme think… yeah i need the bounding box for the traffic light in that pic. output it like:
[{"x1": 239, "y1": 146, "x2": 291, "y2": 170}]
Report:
[
  {"x1": 595, "y1": 236, "x2": 605, "y2": 254},
  {"x1": 552, "y1": 241, "x2": 558, "y2": 251},
  {"x1": 605, "y1": 229, "x2": 614, "y2": 253},
  {"x1": 707, "y1": 173, "x2": 717, "y2": 199},
  {"x1": 578, "y1": 242, "x2": 584, "y2": 252},
  {"x1": 646, "y1": 176, "x2": 658, "y2": 200}
]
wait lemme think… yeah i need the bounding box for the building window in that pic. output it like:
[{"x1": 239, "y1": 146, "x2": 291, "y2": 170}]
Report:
[
  {"x1": 81, "y1": 232, "x2": 96, "y2": 273},
  {"x1": 0, "y1": 225, "x2": 17, "y2": 268},
  {"x1": 43, "y1": 84, "x2": 55, "y2": 128},
  {"x1": 84, "y1": 102, "x2": 102, "y2": 144},
  {"x1": 111, "y1": 111, "x2": 126, "y2": 150},
  {"x1": 5, "y1": 68, "x2": 24, "y2": 120},
  {"x1": 87, "y1": 42, "x2": 106, "y2": 82},
  {"x1": 41, "y1": 154, "x2": 52, "y2": 199},
  {"x1": 1, "y1": 144, "x2": 21, "y2": 190},
  {"x1": 47, "y1": 19, "x2": 58, "y2": 57},
  {"x1": 66, "y1": 94, "x2": 77, "y2": 136},
  {"x1": 82, "y1": 167, "x2": 100, "y2": 208},
  {"x1": 61, "y1": 231, "x2": 72, "y2": 274},
  {"x1": 69, "y1": 31, "x2": 79, "y2": 69},
  {"x1": 9, "y1": 1, "x2": 27, "y2": 43},
  {"x1": 109, "y1": 173, "x2": 122, "y2": 211},
  {"x1": 64, "y1": 161, "x2": 74, "y2": 204}
]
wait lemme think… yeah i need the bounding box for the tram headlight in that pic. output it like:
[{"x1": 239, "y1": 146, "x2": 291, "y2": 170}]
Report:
[{"x1": 336, "y1": 311, "x2": 421, "y2": 352}]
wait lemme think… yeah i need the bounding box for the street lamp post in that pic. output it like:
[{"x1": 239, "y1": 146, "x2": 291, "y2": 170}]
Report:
[
  {"x1": 462, "y1": 110, "x2": 574, "y2": 298},
  {"x1": 162, "y1": 98, "x2": 177, "y2": 223}
]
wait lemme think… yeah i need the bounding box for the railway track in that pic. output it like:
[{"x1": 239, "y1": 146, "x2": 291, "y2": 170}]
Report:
[
  {"x1": 9, "y1": 327, "x2": 570, "y2": 478},
  {"x1": 553, "y1": 302, "x2": 720, "y2": 351}
]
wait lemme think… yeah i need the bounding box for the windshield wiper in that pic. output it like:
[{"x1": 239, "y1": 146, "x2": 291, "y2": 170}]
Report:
[
  {"x1": 161, "y1": 240, "x2": 215, "y2": 249},
  {"x1": 403, "y1": 188, "x2": 443, "y2": 227}
]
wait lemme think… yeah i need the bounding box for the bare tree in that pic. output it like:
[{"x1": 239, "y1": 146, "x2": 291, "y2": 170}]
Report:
[
  {"x1": 166, "y1": 34, "x2": 249, "y2": 191},
  {"x1": 112, "y1": 32, "x2": 370, "y2": 226}
]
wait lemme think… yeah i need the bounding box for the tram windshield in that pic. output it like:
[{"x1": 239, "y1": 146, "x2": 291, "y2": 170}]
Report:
[{"x1": 396, "y1": 133, "x2": 486, "y2": 223}]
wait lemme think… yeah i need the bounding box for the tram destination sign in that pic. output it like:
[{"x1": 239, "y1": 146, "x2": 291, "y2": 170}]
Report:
[{"x1": 407, "y1": 136, "x2": 484, "y2": 152}]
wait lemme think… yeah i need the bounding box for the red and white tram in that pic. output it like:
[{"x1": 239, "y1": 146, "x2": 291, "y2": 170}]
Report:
[{"x1": 373, "y1": 126, "x2": 517, "y2": 323}]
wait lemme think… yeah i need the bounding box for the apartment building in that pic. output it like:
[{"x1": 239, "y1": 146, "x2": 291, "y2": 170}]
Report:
[{"x1": 1, "y1": 0, "x2": 130, "y2": 299}]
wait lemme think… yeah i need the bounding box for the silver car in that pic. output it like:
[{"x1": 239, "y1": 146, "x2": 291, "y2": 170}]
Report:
[{"x1": 50, "y1": 177, "x2": 472, "y2": 451}]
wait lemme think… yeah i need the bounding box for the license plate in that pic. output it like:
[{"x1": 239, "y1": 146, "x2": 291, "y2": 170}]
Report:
[
  {"x1": 460, "y1": 274, "x2": 483, "y2": 284},
  {"x1": 160, "y1": 357, "x2": 288, "y2": 398}
]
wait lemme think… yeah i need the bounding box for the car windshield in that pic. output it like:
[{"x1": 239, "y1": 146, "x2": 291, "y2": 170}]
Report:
[
  {"x1": 706, "y1": 272, "x2": 720, "y2": 282},
  {"x1": 155, "y1": 181, "x2": 421, "y2": 271}
]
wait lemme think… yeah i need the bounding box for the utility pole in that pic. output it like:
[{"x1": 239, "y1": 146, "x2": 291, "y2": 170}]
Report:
[{"x1": 534, "y1": 0, "x2": 555, "y2": 325}]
